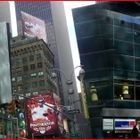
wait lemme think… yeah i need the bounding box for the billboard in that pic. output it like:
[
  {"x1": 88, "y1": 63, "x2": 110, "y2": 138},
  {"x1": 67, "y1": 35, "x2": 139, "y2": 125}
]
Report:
[
  {"x1": 21, "y1": 11, "x2": 47, "y2": 43},
  {"x1": 114, "y1": 119, "x2": 135, "y2": 130},
  {"x1": 26, "y1": 94, "x2": 58, "y2": 136}
]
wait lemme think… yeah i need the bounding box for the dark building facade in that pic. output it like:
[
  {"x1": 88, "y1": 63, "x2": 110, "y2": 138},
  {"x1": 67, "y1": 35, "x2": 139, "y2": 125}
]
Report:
[
  {"x1": 10, "y1": 36, "x2": 57, "y2": 100},
  {"x1": 73, "y1": 2, "x2": 140, "y2": 138}
]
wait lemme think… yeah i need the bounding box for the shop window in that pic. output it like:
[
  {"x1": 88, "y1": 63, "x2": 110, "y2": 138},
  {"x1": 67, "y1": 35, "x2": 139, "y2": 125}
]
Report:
[{"x1": 114, "y1": 84, "x2": 134, "y2": 100}]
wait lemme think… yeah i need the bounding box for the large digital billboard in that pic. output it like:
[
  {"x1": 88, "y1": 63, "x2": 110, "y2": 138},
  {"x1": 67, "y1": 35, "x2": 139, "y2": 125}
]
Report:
[
  {"x1": 21, "y1": 11, "x2": 47, "y2": 43},
  {"x1": 26, "y1": 93, "x2": 63, "y2": 136}
]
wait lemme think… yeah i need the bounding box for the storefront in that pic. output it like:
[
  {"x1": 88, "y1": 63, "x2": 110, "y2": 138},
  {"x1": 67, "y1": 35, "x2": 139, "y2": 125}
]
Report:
[{"x1": 103, "y1": 118, "x2": 136, "y2": 138}]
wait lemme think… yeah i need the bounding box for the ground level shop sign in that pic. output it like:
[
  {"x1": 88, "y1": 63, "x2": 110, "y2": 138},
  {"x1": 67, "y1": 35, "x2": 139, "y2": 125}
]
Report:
[
  {"x1": 103, "y1": 119, "x2": 113, "y2": 130},
  {"x1": 114, "y1": 119, "x2": 135, "y2": 130}
]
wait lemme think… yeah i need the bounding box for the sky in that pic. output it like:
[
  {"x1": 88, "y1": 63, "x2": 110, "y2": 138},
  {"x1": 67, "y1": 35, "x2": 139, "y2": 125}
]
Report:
[{"x1": 64, "y1": 1, "x2": 95, "y2": 92}]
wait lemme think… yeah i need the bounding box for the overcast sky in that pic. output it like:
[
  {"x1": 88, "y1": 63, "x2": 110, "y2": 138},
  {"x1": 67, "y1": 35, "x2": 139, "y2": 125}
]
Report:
[{"x1": 64, "y1": 1, "x2": 95, "y2": 92}]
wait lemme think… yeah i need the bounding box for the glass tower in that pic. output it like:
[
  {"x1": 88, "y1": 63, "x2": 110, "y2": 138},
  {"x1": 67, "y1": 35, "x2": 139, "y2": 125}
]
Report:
[{"x1": 73, "y1": 3, "x2": 140, "y2": 137}]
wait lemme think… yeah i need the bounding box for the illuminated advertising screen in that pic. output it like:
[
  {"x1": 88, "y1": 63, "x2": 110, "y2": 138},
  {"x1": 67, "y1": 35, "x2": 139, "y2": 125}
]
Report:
[
  {"x1": 26, "y1": 94, "x2": 58, "y2": 136},
  {"x1": 21, "y1": 11, "x2": 47, "y2": 43}
]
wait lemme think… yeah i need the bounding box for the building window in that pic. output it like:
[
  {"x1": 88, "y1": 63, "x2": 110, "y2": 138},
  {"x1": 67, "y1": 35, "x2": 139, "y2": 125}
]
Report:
[
  {"x1": 23, "y1": 75, "x2": 29, "y2": 80},
  {"x1": 39, "y1": 80, "x2": 45, "y2": 87},
  {"x1": 19, "y1": 94, "x2": 24, "y2": 100},
  {"x1": 37, "y1": 62, "x2": 43, "y2": 68},
  {"x1": 29, "y1": 55, "x2": 34, "y2": 61},
  {"x1": 17, "y1": 85, "x2": 22, "y2": 91},
  {"x1": 30, "y1": 73, "x2": 37, "y2": 77},
  {"x1": 12, "y1": 77, "x2": 16, "y2": 82},
  {"x1": 32, "y1": 81, "x2": 38, "y2": 88},
  {"x1": 17, "y1": 76, "x2": 22, "y2": 82},
  {"x1": 26, "y1": 93, "x2": 31, "y2": 97},
  {"x1": 23, "y1": 65, "x2": 28, "y2": 72},
  {"x1": 22, "y1": 57, "x2": 27, "y2": 64},
  {"x1": 36, "y1": 53, "x2": 42, "y2": 59},
  {"x1": 32, "y1": 91, "x2": 38, "y2": 95},
  {"x1": 38, "y1": 71, "x2": 44, "y2": 76},
  {"x1": 30, "y1": 64, "x2": 36, "y2": 70},
  {"x1": 16, "y1": 58, "x2": 22, "y2": 66}
]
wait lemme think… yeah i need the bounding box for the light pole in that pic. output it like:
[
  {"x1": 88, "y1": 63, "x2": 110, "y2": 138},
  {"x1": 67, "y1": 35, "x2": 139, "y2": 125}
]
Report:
[
  {"x1": 51, "y1": 65, "x2": 85, "y2": 111},
  {"x1": 77, "y1": 68, "x2": 89, "y2": 119},
  {"x1": 51, "y1": 65, "x2": 85, "y2": 136}
]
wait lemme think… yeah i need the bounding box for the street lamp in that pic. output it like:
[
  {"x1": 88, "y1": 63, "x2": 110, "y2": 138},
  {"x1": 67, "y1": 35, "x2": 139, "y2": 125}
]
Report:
[
  {"x1": 51, "y1": 65, "x2": 85, "y2": 106},
  {"x1": 77, "y1": 68, "x2": 89, "y2": 119},
  {"x1": 51, "y1": 65, "x2": 85, "y2": 136}
]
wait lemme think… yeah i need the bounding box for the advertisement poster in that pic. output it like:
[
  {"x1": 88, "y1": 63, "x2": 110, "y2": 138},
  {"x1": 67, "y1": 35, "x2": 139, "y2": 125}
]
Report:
[
  {"x1": 26, "y1": 93, "x2": 58, "y2": 136},
  {"x1": 21, "y1": 11, "x2": 47, "y2": 43}
]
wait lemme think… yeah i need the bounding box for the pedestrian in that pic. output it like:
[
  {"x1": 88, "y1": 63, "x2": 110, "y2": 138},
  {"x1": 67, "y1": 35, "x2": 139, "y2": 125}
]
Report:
[{"x1": 131, "y1": 125, "x2": 139, "y2": 138}]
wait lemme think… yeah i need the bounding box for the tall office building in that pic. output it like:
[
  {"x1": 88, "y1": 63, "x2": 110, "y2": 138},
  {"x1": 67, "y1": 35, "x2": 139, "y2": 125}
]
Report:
[
  {"x1": 11, "y1": 36, "x2": 57, "y2": 99},
  {"x1": 15, "y1": 2, "x2": 59, "y2": 68},
  {"x1": 14, "y1": 2, "x2": 65, "y2": 102},
  {"x1": 73, "y1": 2, "x2": 140, "y2": 138}
]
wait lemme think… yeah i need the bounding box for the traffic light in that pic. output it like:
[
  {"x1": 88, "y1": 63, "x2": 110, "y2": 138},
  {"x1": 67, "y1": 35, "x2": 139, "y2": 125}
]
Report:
[
  {"x1": 7, "y1": 100, "x2": 16, "y2": 113},
  {"x1": 15, "y1": 100, "x2": 21, "y2": 113}
]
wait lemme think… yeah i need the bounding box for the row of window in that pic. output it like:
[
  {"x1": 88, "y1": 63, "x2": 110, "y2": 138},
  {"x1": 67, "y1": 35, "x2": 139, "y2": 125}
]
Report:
[
  {"x1": 88, "y1": 80, "x2": 140, "y2": 103},
  {"x1": 23, "y1": 62, "x2": 43, "y2": 72},
  {"x1": 18, "y1": 92, "x2": 39, "y2": 100},
  {"x1": 12, "y1": 80, "x2": 46, "y2": 91},
  {"x1": 12, "y1": 71, "x2": 44, "y2": 82}
]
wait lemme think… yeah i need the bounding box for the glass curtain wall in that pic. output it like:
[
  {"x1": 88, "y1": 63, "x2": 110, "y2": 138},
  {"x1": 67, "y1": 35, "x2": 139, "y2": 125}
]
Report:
[{"x1": 74, "y1": 8, "x2": 140, "y2": 109}]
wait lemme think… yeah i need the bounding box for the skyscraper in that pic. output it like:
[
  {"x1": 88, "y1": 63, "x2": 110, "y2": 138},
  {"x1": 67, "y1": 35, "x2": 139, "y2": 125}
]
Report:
[
  {"x1": 73, "y1": 2, "x2": 140, "y2": 138},
  {"x1": 15, "y1": 2, "x2": 59, "y2": 68}
]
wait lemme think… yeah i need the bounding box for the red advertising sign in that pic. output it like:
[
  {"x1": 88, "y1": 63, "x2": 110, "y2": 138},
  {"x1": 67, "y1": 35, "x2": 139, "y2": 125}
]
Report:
[
  {"x1": 21, "y1": 11, "x2": 47, "y2": 43},
  {"x1": 26, "y1": 93, "x2": 58, "y2": 136}
]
